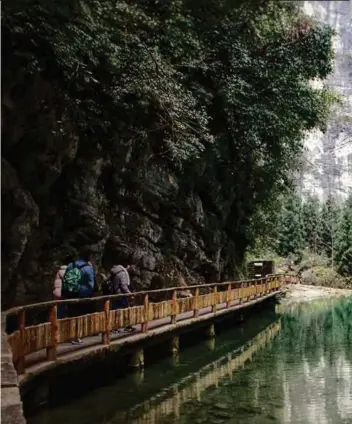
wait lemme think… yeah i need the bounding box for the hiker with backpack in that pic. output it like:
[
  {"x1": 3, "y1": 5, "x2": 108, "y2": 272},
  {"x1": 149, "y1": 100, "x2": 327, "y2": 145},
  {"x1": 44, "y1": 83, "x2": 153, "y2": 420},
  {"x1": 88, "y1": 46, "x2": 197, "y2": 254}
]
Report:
[
  {"x1": 102, "y1": 264, "x2": 136, "y2": 333},
  {"x1": 61, "y1": 248, "x2": 96, "y2": 344}
]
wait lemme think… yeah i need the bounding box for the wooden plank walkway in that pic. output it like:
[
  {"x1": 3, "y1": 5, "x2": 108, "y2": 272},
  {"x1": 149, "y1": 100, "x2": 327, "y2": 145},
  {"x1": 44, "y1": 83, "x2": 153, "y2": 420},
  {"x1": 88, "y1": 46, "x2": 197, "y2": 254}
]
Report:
[
  {"x1": 3, "y1": 276, "x2": 297, "y2": 389},
  {"x1": 19, "y1": 291, "x2": 280, "y2": 383}
]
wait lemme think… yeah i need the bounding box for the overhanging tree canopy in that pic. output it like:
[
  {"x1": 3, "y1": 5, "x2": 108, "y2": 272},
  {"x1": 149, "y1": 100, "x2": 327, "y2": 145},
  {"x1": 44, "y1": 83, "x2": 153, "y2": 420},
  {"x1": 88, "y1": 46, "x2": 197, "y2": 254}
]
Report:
[{"x1": 3, "y1": 0, "x2": 336, "y2": 267}]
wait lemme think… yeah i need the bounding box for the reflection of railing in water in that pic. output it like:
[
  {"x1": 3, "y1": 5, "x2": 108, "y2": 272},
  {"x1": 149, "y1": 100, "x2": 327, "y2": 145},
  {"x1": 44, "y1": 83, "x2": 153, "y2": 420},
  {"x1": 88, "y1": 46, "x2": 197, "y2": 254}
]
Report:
[{"x1": 123, "y1": 320, "x2": 282, "y2": 423}]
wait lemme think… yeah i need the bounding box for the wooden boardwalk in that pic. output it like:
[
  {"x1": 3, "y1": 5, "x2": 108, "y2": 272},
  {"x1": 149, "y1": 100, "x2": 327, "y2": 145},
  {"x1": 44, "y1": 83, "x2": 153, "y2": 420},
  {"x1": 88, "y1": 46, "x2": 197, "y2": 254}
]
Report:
[
  {"x1": 19, "y1": 293, "x2": 279, "y2": 381},
  {"x1": 2, "y1": 275, "x2": 296, "y2": 385}
]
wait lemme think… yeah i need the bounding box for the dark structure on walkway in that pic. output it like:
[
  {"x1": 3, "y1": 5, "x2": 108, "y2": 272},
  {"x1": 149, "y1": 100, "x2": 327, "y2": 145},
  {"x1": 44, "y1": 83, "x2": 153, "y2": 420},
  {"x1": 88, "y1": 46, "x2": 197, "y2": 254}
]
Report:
[{"x1": 247, "y1": 261, "x2": 275, "y2": 279}]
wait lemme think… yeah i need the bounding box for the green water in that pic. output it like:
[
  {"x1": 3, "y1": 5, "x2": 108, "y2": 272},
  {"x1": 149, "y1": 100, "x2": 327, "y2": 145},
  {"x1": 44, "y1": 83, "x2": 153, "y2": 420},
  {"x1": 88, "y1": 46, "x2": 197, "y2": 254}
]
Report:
[{"x1": 27, "y1": 296, "x2": 352, "y2": 424}]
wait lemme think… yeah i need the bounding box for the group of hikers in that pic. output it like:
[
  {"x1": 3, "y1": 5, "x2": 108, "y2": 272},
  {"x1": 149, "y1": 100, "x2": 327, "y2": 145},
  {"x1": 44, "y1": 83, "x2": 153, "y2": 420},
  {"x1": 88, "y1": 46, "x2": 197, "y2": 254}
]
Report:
[{"x1": 53, "y1": 248, "x2": 136, "y2": 345}]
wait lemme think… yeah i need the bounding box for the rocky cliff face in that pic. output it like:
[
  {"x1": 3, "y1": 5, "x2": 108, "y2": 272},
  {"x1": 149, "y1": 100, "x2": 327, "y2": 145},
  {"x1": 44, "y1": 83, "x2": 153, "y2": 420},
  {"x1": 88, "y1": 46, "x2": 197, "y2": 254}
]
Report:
[
  {"x1": 2, "y1": 1, "x2": 337, "y2": 307},
  {"x1": 299, "y1": 1, "x2": 352, "y2": 201},
  {"x1": 2, "y1": 79, "x2": 244, "y2": 307}
]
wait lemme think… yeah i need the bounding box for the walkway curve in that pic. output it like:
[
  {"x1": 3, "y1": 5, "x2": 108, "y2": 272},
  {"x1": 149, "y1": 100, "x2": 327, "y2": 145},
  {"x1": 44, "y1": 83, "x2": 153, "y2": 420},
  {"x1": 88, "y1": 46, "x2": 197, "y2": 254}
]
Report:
[
  {"x1": 20, "y1": 290, "x2": 280, "y2": 384},
  {"x1": 1, "y1": 274, "x2": 298, "y2": 423}
]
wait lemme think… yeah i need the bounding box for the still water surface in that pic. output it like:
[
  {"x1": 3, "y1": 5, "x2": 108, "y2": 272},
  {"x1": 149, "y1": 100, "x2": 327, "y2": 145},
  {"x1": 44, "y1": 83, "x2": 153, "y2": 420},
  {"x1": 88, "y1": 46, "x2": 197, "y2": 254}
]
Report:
[{"x1": 27, "y1": 296, "x2": 352, "y2": 424}]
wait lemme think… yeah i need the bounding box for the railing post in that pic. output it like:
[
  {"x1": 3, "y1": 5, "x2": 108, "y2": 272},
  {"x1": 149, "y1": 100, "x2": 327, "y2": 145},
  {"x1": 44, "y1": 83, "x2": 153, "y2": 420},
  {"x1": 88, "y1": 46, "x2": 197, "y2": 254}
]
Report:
[
  {"x1": 239, "y1": 282, "x2": 243, "y2": 304},
  {"x1": 212, "y1": 286, "x2": 217, "y2": 313},
  {"x1": 171, "y1": 290, "x2": 177, "y2": 324},
  {"x1": 47, "y1": 305, "x2": 58, "y2": 361},
  {"x1": 194, "y1": 288, "x2": 199, "y2": 318},
  {"x1": 16, "y1": 310, "x2": 26, "y2": 374},
  {"x1": 226, "y1": 283, "x2": 231, "y2": 308},
  {"x1": 102, "y1": 299, "x2": 110, "y2": 345},
  {"x1": 142, "y1": 294, "x2": 149, "y2": 333}
]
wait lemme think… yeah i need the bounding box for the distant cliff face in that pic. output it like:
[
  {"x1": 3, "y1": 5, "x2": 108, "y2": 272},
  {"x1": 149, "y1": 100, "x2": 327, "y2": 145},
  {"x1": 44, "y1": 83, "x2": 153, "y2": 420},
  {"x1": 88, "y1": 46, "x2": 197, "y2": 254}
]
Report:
[{"x1": 299, "y1": 1, "x2": 352, "y2": 201}]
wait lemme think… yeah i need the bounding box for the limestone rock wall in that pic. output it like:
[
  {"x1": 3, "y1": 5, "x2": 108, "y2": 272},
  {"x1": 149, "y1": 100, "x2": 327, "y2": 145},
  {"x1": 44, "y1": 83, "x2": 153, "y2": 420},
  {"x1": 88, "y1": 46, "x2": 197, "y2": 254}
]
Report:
[
  {"x1": 299, "y1": 1, "x2": 352, "y2": 201},
  {"x1": 1, "y1": 77, "x2": 242, "y2": 306}
]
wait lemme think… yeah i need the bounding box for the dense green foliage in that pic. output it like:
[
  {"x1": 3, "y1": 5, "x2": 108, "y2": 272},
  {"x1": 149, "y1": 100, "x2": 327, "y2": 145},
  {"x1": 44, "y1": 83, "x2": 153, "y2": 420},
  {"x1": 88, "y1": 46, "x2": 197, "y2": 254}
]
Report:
[
  {"x1": 266, "y1": 193, "x2": 352, "y2": 277},
  {"x1": 320, "y1": 196, "x2": 340, "y2": 258},
  {"x1": 335, "y1": 196, "x2": 352, "y2": 276},
  {"x1": 301, "y1": 196, "x2": 323, "y2": 253},
  {"x1": 3, "y1": 0, "x2": 336, "y2": 277},
  {"x1": 276, "y1": 194, "x2": 303, "y2": 259}
]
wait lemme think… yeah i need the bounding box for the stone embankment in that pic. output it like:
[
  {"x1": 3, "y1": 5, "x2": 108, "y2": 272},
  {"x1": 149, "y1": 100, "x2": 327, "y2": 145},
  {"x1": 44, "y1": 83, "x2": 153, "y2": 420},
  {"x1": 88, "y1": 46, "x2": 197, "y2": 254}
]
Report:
[{"x1": 1, "y1": 318, "x2": 25, "y2": 424}]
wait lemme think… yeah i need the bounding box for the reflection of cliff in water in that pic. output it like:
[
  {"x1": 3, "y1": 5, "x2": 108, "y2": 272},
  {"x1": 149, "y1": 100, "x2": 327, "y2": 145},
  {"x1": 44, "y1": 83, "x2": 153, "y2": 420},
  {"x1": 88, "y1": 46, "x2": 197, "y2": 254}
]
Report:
[
  {"x1": 124, "y1": 321, "x2": 281, "y2": 424},
  {"x1": 277, "y1": 297, "x2": 352, "y2": 424}
]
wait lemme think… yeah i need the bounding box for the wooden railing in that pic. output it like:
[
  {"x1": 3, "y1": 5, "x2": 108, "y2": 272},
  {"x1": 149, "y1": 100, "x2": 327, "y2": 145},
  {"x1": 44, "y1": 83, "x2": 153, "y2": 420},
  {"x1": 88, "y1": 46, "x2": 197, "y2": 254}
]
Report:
[{"x1": 3, "y1": 274, "x2": 297, "y2": 375}]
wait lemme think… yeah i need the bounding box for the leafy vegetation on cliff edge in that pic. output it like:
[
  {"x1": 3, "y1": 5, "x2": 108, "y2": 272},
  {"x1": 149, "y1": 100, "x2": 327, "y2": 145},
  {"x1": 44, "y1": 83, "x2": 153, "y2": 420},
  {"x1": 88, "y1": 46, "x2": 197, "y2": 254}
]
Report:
[{"x1": 3, "y1": 0, "x2": 335, "y2": 290}]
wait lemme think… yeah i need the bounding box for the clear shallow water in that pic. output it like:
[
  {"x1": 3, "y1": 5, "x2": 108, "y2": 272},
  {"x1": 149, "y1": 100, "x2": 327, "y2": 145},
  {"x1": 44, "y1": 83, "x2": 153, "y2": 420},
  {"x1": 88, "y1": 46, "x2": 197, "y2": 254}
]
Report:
[{"x1": 27, "y1": 296, "x2": 352, "y2": 424}]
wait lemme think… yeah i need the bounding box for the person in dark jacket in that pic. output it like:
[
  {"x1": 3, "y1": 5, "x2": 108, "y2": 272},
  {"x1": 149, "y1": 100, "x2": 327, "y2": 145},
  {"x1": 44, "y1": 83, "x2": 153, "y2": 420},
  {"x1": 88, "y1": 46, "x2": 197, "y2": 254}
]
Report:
[
  {"x1": 111, "y1": 264, "x2": 136, "y2": 333},
  {"x1": 65, "y1": 248, "x2": 96, "y2": 344}
]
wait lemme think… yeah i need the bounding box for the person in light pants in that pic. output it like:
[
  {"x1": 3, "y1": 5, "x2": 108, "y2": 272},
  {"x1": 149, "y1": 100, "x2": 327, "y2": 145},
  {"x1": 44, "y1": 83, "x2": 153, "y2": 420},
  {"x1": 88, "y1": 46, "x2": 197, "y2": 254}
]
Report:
[{"x1": 110, "y1": 264, "x2": 136, "y2": 333}]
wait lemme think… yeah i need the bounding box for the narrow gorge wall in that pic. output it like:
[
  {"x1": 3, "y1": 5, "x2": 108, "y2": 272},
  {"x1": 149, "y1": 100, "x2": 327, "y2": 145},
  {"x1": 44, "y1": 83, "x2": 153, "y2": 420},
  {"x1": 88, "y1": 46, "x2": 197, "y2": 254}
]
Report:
[
  {"x1": 299, "y1": 1, "x2": 352, "y2": 201},
  {"x1": 2, "y1": 82, "x2": 248, "y2": 307},
  {"x1": 2, "y1": 131, "x2": 244, "y2": 307},
  {"x1": 1, "y1": 1, "x2": 338, "y2": 307},
  {"x1": 0, "y1": 3, "x2": 263, "y2": 308}
]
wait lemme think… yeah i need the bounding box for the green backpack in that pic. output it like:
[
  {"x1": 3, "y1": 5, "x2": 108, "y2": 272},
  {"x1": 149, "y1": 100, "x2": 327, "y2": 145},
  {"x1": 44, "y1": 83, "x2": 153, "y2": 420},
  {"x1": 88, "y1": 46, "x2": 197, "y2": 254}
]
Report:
[{"x1": 62, "y1": 262, "x2": 87, "y2": 295}]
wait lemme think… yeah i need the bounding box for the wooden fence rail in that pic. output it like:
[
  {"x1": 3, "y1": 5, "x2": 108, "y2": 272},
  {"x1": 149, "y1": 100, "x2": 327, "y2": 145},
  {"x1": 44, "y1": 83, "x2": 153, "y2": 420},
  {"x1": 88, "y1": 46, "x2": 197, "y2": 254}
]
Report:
[{"x1": 3, "y1": 274, "x2": 297, "y2": 375}]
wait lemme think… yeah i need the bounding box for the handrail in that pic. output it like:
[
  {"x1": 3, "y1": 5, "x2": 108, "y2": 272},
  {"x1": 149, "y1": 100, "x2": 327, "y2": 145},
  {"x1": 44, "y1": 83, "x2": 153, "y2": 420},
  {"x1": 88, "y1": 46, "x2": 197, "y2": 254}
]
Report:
[
  {"x1": 3, "y1": 274, "x2": 297, "y2": 375},
  {"x1": 3, "y1": 274, "x2": 294, "y2": 317}
]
